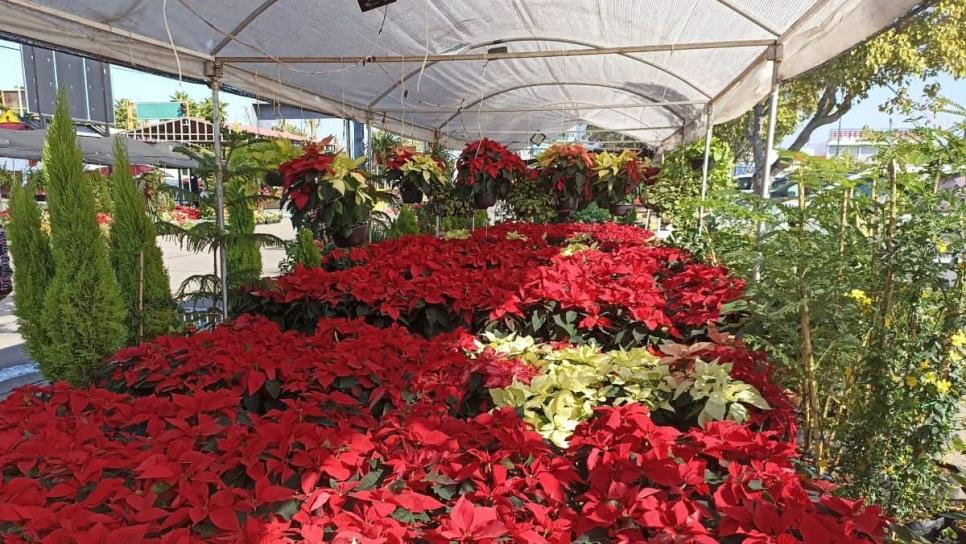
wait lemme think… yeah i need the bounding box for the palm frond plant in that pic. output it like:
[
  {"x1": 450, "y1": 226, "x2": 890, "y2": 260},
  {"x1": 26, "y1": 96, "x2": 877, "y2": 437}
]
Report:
[{"x1": 157, "y1": 135, "x2": 288, "y2": 319}]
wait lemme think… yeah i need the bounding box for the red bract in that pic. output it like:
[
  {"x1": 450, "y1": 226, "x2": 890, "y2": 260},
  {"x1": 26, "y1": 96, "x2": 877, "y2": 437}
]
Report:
[
  {"x1": 455, "y1": 138, "x2": 528, "y2": 194},
  {"x1": 0, "y1": 225, "x2": 888, "y2": 542},
  {"x1": 247, "y1": 223, "x2": 743, "y2": 347}
]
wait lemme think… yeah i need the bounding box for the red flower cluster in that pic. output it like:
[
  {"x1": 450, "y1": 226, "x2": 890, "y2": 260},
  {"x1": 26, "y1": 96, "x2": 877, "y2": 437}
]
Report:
[
  {"x1": 250, "y1": 223, "x2": 743, "y2": 342},
  {"x1": 455, "y1": 138, "x2": 528, "y2": 188},
  {"x1": 278, "y1": 145, "x2": 336, "y2": 210},
  {"x1": 384, "y1": 147, "x2": 445, "y2": 173},
  {"x1": 0, "y1": 316, "x2": 885, "y2": 542}
]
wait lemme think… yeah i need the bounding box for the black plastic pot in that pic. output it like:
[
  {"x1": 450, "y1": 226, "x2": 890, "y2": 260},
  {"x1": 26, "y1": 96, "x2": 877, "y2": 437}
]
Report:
[
  {"x1": 609, "y1": 203, "x2": 634, "y2": 217},
  {"x1": 473, "y1": 190, "x2": 498, "y2": 209},
  {"x1": 557, "y1": 195, "x2": 579, "y2": 212},
  {"x1": 689, "y1": 156, "x2": 717, "y2": 171},
  {"x1": 332, "y1": 223, "x2": 369, "y2": 248},
  {"x1": 400, "y1": 183, "x2": 424, "y2": 204},
  {"x1": 264, "y1": 170, "x2": 284, "y2": 187}
]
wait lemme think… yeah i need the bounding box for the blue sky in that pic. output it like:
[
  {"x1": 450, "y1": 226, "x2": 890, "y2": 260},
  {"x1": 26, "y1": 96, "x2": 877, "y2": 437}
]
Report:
[{"x1": 0, "y1": 39, "x2": 961, "y2": 152}]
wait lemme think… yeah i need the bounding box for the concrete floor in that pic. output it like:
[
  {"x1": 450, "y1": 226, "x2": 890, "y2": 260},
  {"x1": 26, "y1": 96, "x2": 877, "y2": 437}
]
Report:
[{"x1": 0, "y1": 220, "x2": 295, "y2": 394}]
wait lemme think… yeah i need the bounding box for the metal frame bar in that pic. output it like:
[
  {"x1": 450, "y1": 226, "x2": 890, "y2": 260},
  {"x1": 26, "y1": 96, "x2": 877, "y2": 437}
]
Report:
[
  {"x1": 216, "y1": 39, "x2": 775, "y2": 64},
  {"x1": 208, "y1": 67, "x2": 229, "y2": 319},
  {"x1": 211, "y1": 0, "x2": 282, "y2": 55},
  {"x1": 437, "y1": 82, "x2": 689, "y2": 128},
  {"x1": 376, "y1": 99, "x2": 706, "y2": 114},
  {"x1": 753, "y1": 54, "x2": 783, "y2": 282},
  {"x1": 698, "y1": 105, "x2": 715, "y2": 234},
  {"x1": 712, "y1": 0, "x2": 781, "y2": 35},
  {"x1": 447, "y1": 125, "x2": 682, "y2": 134},
  {"x1": 366, "y1": 36, "x2": 713, "y2": 109}
]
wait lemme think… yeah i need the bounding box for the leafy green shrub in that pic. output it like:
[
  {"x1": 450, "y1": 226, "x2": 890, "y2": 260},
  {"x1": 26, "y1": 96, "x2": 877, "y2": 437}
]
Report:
[
  {"x1": 642, "y1": 137, "x2": 734, "y2": 227},
  {"x1": 691, "y1": 110, "x2": 966, "y2": 518},
  {"x1": 572, "y1": 202, "x2": 611, "y2": 223},
  {"x1": 39, "y1": 91, "x2": 125, "y2": 385},
  {"x1": 7, "y1": 178, "x2": 53, "y2": 361},
  {"x1": 109, "y1": 138, "x2": 179, "y2": 343},
  {"x1": 501, "y1": 178, "x2": 555, "y2": 223}
]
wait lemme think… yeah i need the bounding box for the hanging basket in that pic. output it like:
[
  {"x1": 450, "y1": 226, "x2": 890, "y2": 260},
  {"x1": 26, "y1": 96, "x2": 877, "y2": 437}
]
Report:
[
  {"x1": 473, "y1": 189, "x2": 498, "y2": 209},
  {"x1": 264, "y1": 170, "x2": 284, "y2": 187},
  {"x1": 400, "y1": 183, "x2": 424, "y2": 204},
  {"x1": 332, "y1": 223, "x2": 369, "y2": 248},
  {"x1": 609, "y1": 203, "x2": 634, "y2": 217}
]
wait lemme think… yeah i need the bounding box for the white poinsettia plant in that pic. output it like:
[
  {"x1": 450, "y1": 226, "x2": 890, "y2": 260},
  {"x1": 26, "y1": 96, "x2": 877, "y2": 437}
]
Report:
[{"x1": 477, "y1": 333, "x2": 770, "y2": 447}]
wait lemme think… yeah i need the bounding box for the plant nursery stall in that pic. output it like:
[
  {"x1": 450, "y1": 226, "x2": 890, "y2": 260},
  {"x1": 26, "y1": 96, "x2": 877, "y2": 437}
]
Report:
[{"x1": 0, "y1": 1, "x2": 933, "y2": 543}]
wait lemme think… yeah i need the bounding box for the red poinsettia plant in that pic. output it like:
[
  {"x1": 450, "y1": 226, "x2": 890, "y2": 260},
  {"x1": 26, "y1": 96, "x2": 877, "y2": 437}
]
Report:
[
  {"x1": 537, "y1": 143, "x2": 596, "y2": 209},
  {"x1": 455, "y1": 138, "x2": 528, "y2": 208},
  {"x1": 383, "y1": 146, "x2": 448, "y2": 203},
  {"x1": 278, "y1": 137, "x2": 378, "y2": 242},
  {"x1": 277, "y1": 136, "x2": 337, "y2": 212}
]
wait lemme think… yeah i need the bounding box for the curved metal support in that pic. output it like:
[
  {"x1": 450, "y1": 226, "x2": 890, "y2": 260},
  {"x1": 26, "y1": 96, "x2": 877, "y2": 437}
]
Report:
[
  {"x1": 211, "y1": 0, "x2": 282, "y2": 55},
  {"x1": 437, "y1": 82, "x2": 687, "y2": 129},
  {"x1": 366, "y1": 36, "x2": 711, "y2": 110}
]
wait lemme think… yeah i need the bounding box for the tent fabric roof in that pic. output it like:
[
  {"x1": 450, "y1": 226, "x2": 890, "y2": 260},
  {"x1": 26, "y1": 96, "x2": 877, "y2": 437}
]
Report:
[
  {"x1": 0, "y1": 129, "x2": 197, "y2": 168},
  {"x1": 0, "y1": 0, "x2": 919, "y2": 150}
]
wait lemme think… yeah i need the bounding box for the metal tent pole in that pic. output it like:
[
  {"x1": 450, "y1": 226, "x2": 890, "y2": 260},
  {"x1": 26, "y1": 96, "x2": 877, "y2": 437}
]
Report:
[
  {"x1": 754, "y1": 48, "x2": 782, "y2": 282},
  {"x1": 209, "y1": 66, "x2": 230, "y2": 320},
  {"x1": 698, "y1": 105, "x2": 714, "y2": 235},
  {"x1": 365, "y1": 111, "x2": 373, "y2": 174}
]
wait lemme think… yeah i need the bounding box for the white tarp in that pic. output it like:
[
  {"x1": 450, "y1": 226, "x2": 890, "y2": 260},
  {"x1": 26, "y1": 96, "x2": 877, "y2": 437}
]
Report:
[{"x1": 0, "y1": 0, "x2": 920, "y2": 150}]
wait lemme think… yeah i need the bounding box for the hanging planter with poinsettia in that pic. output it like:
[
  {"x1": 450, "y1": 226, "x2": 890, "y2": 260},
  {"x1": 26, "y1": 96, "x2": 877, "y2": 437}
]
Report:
[
  {"x1": 279, "y1": 145, "x2": 379, "y2": 248},
  {"x1": 384, "y1": 147, "x2": 448, "y2": 204},
  {"x1": 455, "y1": 138, "x2": 528, "y2": 210},
  {"x1": 592, "y1": 150, "x2": 647, "y2": 216},
  {"x1": 536, "y1": 143, "x2": 596, "y2": 218}
]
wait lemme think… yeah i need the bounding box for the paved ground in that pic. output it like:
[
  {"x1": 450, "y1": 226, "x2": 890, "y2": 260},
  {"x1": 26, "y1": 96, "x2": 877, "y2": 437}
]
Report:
[{"x1": 0, "y1": 220, "x2": 295, "y2": 396}]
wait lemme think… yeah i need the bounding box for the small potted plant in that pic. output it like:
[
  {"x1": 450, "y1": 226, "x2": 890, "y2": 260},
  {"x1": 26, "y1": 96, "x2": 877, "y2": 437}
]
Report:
[
  {"x1": 279, "y1": 146, "x2": 377, "y2": 248},
  {"x1": 384, "y1": 147, "x2": 448, "y2": 204},
  {"x1": 592, "y1": 150, "x2": 644, "y2": 216},
  {"x1": 456, "y1": 138, "x2": 528, "y2": 209},
  {"x1": 536, "y1": 143, "x2": 595, "y2": 219}
]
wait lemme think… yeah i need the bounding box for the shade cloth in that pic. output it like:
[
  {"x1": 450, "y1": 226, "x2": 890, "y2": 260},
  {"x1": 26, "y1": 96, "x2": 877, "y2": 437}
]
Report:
[
  {"x1": 0, "y1": 0, "x2": 920, "y2": 150},
  {"x1": 0, "y1": 129, "x2": 197, "y2": 168}
]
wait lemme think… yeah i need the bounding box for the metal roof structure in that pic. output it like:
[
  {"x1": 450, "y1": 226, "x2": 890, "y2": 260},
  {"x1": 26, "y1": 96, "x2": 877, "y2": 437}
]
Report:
[
  {"x1": 0, "y1": 128, "x2": 197, "y2": 168},
  {"x1": 0, "y1": 0, "x2": 920, "y2": 151}
]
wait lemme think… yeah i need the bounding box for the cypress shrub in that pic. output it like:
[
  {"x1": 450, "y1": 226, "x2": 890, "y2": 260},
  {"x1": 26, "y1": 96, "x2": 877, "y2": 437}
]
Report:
[
  {"x1": 387, "y1": 205, "x2": 420, "y2": 239},
  {"x1": 7, "y1": 178, "x2": 54, "y2": 360},
  {"x1": 225, "y1": 177, "x2": 262, "y2": 290},
  {"x1": 109, "y1": 137, "x2": 179, "y2": 343},
  {"x1": 38, "y1": 91, "x2": 126, "y2": 385},
  {"x1": 292, "y1": 227, "x2": 321, "y2": 268}
]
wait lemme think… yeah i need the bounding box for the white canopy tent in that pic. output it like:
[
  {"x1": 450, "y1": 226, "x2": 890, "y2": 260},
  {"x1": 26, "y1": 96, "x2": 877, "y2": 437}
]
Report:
[
  {"x1": 0, "y1": 0, "x2": 922, "y2": 313},
  {"x1": 0, "y1": 0, "x2": 919, "y2": 150}
]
